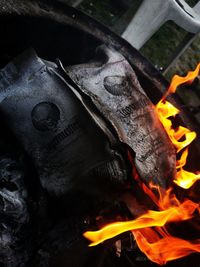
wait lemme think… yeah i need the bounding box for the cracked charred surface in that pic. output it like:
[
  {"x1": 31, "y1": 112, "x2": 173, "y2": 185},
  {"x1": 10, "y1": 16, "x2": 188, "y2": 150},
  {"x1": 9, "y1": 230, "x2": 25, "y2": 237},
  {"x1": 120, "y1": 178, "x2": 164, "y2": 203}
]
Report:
[{"x1": 66, "y1": 46, "x2": 177, "y2": 188}]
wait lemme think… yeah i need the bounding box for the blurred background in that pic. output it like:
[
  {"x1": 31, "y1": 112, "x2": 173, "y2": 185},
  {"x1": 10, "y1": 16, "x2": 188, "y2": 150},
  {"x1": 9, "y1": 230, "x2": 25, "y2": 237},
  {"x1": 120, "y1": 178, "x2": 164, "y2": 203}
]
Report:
[{"x1": 61, "y1": 0, "x2": 200, "y2": 121}]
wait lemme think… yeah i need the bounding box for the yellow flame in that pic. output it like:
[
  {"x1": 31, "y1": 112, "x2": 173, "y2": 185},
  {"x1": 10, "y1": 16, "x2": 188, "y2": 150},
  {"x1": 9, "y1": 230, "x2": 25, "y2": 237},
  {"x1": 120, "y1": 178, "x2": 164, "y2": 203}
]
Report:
[
  {"x1": 176, "y1": 148, "x2": 188, "y2": 169},
  {"x1": 174, "y1": 148, "x2": 200, "y2": 189},
  {"x1": 156, "y1": 64, "x2": 200, "y2": 188},
  {"x1": 156, "y1": 101, "x2": 196, "y2": 153},
  {"x1": 164, "y1": 63, "x2": 200, "y2": 97},
  {"x1": 174, "y1": 169, "x2": 200, "y2": 189}
]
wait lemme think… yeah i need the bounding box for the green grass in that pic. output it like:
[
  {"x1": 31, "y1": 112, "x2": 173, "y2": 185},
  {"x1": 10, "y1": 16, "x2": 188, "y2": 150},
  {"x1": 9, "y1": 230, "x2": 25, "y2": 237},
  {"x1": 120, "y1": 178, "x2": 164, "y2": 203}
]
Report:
[
  {"x1": 140, "y1": 21, "x2": 187, "y2": 71},
  {"x1": 166, "y1": 34, "x2": 200, "y2": 79},
  {"x1": 79, "y1": 0, "x2": 127, "y2": 28}
]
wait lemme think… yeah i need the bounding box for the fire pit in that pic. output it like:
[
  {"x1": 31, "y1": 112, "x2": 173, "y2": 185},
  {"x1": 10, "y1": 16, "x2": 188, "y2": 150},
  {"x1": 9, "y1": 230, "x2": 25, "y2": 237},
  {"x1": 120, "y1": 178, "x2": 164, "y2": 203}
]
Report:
[{"x1": 0, "y1": 1, "x2": 199, "y2": 266}]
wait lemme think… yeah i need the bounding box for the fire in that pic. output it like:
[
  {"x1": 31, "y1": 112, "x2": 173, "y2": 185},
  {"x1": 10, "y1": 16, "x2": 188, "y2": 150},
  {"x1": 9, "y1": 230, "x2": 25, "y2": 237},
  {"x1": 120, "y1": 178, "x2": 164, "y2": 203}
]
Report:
[
  {"x1": 83, "y1": 64, "x2": 200, "y2": 264},
  {"x1": 175, "y1": 149, "x2": 200, "y2": 189},
  {"x1": 175, "y1": 169, "x2": 200, "y2": 189},
  {"x1": 134, "y1": 231, "x2": 200, "y2": 265},
  {"x1": 156, "y1": 63, "x2": 200, "y2": 189},
  {"x1": 83, "y1": 200, "x2": 199, "y2": 247},
  {"x1": 163, "y1": 63, "x2": 200, "y2": 97}
]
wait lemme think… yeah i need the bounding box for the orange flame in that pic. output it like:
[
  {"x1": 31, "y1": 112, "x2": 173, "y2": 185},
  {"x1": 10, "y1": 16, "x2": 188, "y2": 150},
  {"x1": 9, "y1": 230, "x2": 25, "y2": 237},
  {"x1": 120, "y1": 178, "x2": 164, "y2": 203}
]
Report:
[
  {"x1": 83, "y1": 200, "x2": 199, "y2": 247},
  {"x1": 83, "y1": 64, "x2": 200, "y2": 264},
  {"x1": 156, "y1": 101, "x2": 196, "y2": 153},
  {"x1": 163, "y1": 63, "x2": 200, "y2": 98},
  {"x1": 134, "y1": 231, "x2": 200, "y2": 265}
]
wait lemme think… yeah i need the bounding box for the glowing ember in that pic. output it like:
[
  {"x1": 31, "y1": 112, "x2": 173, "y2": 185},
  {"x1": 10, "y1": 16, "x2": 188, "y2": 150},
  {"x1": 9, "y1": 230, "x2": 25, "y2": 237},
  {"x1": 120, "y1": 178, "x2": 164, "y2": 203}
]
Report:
[{"x1": 83, "y1": 64, "x2": 200, "y2": 265}]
